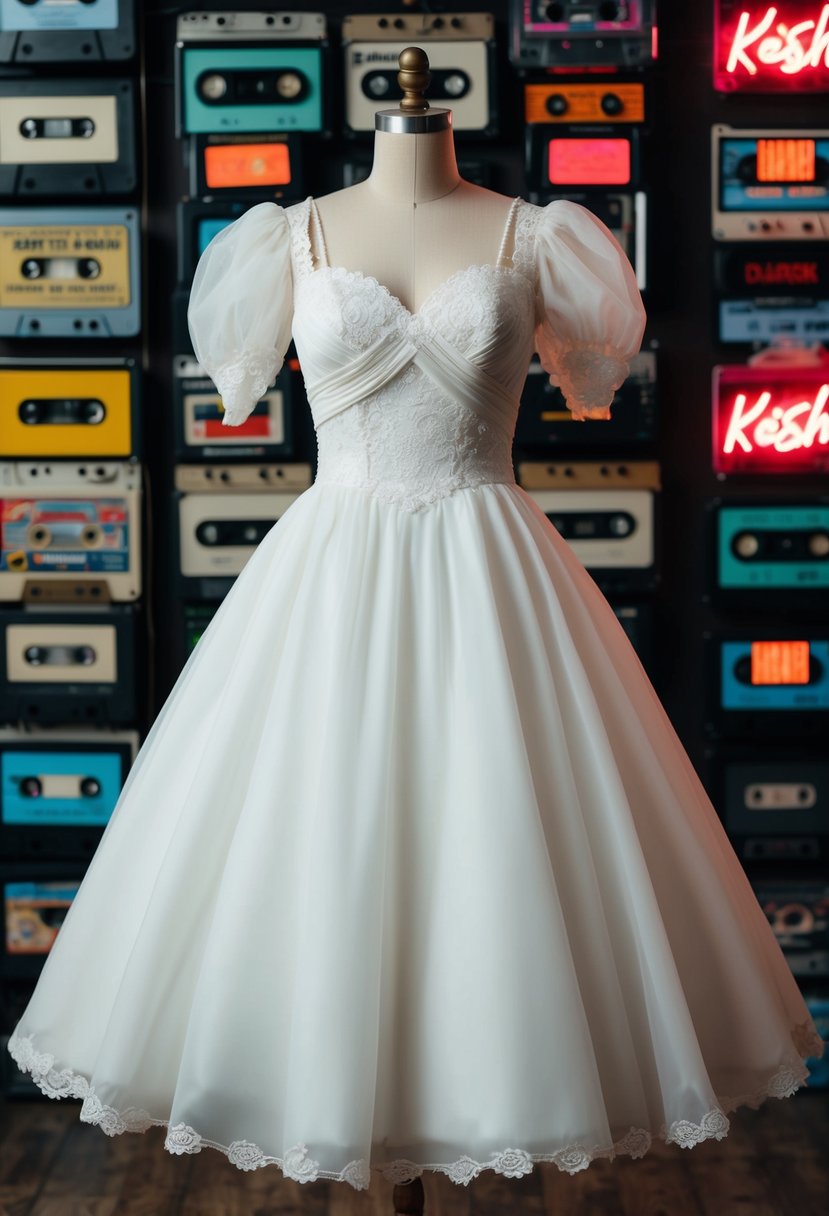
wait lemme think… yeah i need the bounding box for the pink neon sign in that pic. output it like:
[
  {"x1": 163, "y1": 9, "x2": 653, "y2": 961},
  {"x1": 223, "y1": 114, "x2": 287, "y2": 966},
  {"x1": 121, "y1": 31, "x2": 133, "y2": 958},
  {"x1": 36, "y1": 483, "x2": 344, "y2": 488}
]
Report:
[
  {"x1": 713, "y1": 365, "x2": 829, "y2": 472},
  {"x1": 714, "y1": 2, "x2": 829, "y2": 91}
]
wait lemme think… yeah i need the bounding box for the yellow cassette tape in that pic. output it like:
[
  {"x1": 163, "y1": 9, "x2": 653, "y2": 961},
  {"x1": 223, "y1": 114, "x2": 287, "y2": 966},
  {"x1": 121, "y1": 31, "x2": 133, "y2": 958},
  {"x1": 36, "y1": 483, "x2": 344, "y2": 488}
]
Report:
[{"x1": 0, "y1": 360, "x2": 139, "y2": 458}]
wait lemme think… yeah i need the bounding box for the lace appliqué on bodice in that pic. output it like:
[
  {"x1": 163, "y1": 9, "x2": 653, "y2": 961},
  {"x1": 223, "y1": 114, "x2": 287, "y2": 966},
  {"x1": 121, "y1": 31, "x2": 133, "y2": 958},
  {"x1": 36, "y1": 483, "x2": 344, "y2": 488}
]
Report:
[{"x1": 286, "y1": 197, "x2": 538, "y2": 513}]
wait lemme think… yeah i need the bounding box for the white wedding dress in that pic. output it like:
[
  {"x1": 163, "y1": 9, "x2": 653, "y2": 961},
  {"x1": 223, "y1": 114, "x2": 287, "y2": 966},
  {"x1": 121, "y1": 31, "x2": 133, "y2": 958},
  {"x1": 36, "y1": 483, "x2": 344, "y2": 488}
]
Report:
[{"x1": 7, "y1": 195, "x2": 824, "y2": 1192}]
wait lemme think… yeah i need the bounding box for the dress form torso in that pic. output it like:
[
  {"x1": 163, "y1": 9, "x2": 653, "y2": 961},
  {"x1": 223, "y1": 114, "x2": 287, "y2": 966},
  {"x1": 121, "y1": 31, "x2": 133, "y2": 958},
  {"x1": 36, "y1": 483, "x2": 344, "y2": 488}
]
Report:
[{"x1": 311, "y1": 128, "x2": 519, "y2": 313}]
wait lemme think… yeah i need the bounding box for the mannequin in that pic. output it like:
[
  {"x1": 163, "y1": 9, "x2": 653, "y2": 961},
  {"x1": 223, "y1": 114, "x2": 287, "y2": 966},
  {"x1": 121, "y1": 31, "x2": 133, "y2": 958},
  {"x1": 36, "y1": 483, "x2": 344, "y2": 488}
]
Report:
[{"x1": 311, "y1": 52, "x2": 516, "y2": 315}]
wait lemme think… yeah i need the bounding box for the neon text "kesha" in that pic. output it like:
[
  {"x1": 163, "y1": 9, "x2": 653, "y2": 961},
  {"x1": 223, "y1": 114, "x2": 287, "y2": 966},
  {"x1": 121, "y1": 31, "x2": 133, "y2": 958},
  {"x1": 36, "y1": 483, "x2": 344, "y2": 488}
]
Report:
[
  {"x1": 724, "y1": 384, "x2": 829, "y2": 453},
  {"x1": 726, "y1": 5, "x2": 829, "y2": 76}
]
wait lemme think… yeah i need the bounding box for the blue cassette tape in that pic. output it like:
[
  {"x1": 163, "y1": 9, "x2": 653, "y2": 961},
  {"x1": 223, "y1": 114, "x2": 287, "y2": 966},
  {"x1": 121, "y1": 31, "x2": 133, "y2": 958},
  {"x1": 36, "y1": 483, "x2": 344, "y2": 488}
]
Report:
[
  {"x1": 5, "y1": 878, "x2": 80, "y2": 958},
  {"x1": 0, "y1": 0, "x2": 135, "y2": 63},
  {"x1": 705, "y1": 635, "x2": 829, "y2": 740},
  {"x1": 176, "y1": 11, "x2": 327, "y2": 136},
  {"x1": 709, "y1": 499, "x2": 829, "y2": 606}
]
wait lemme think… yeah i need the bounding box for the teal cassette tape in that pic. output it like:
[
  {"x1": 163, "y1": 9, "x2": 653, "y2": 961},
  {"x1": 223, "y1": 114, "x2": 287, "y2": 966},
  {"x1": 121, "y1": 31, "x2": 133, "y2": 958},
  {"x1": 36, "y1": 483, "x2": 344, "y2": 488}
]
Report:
[
  {"x1": 711, "y1": 499, "x2": 829, "y2": 603},
  {"x1": 176, "y1": 11, "x2": 327, "y2": 135}
]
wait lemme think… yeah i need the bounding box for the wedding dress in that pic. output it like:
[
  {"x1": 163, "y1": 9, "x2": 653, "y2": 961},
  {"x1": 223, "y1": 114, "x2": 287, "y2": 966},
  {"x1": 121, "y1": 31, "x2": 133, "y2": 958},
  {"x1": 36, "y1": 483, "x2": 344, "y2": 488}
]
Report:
[{"x1": 7, "y1": 195, "x2": 824, "y2": 1192}]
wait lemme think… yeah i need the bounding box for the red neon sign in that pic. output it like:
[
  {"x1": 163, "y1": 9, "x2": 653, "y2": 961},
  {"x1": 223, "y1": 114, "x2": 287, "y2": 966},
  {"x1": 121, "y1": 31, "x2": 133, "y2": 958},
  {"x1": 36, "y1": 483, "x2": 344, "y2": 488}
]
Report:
[
  {"x1": 714, "y1": 2, "x2": 829, "y2": 92},
  {"x1": 712, "y1": 365, "x2": 829, "y2": 473}
]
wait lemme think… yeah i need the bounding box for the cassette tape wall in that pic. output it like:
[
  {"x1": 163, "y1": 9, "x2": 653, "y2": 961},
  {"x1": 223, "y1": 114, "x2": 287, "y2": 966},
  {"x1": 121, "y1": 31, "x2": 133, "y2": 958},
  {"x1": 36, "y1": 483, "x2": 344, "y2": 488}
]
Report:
[{"x1": 1, "y1": 1, "x2": 827, "y2": 1089}]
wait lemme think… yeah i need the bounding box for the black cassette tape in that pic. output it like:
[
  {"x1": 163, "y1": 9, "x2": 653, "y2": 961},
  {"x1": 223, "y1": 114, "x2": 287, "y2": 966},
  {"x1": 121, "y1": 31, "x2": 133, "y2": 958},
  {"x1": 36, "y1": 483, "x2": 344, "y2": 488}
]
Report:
[
  {"x1": 516, "y1": 460, "x2": 661, "y2": 595},
  {"x1": 714, "y1": 245, "x2": 829, "y2": 345},
  {"x1": 0, "y1": 357, "x2": 140, "y2": 459},
  {"x1": 613, "y1": 601, "x2": 655, "y2": 675},
  {"x1": 516, "y1": 349, "x2": 656, "y2": 452},
  {"x1": 175, "y1": 10, "x2": 328, "y2": 137},
  {"x1": 173, "y1": 354, "x2": 296, "y2": 462},
  {"x1": 509, "y1": 0, "x2": 656, "y2": 69},
  {"x1": 0, "y1": 0, "x2": 135, "y2": 64},
  {"x1": 526, "y1": 124, "x2": 642, "y2": 195},
  {"x1": 188, "y1": 132, "x2": 303, "y2": 202},
  {"x1": 0, "y1": 206, "x2": 141, "y2": 338},
  {"x1": 0, "y1": 725, "x2": 139, "y2": 867},
  {"x1": 704, "y1": 632, "x2": 829, "y2": 742},
  {"x1": 0, "y1": 461, "x2": 141, "y2": 605},
  {"x1": 174, "y1": 463, "x2": 312, "y2": 599},
  {"x1": 0, "y1": 78, "x2": 136, "y2": 198},
  {"x1": 751, "y1": 877, "x2": 829, "y2": 976},
  {"x1": 0, "y1": 604, "x2": 137, "y2": 724},
  {"x1": 708, "y1": 748, "x2": 829, "y2": 864},
  {"x1": 706, "y1": 497, "x2": 829, "y2": 611},
  {"x1": 342, "y1": 12, "x2": 496, "y2": 136}
]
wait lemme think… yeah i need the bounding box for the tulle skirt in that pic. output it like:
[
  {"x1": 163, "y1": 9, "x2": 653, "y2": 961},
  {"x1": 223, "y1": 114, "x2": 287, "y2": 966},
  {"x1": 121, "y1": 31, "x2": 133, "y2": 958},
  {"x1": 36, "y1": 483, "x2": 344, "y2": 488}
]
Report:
[{"x1": 7, "y1": 478, "x2": 824, "y2": 1191}]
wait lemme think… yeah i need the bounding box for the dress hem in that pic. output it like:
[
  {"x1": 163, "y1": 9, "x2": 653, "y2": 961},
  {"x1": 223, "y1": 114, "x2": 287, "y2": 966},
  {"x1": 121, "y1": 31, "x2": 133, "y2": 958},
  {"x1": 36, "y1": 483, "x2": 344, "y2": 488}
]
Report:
[{"x1": 7, "y1": 1021, "x2": 824, "y2": 1191}]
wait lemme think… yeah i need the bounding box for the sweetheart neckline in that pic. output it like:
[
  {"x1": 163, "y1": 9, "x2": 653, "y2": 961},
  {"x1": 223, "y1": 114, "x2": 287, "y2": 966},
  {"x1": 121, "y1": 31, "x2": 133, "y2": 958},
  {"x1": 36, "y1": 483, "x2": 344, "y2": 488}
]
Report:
[{"x1": 301, "y1": 260, "x2": 535, "y2": 323}]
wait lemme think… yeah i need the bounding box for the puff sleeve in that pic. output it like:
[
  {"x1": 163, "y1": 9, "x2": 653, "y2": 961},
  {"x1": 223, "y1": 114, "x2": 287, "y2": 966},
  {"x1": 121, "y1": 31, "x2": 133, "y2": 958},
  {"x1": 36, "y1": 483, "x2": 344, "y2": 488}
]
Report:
[
  {"x1": 534, "y1": 201, "x2": 646, "y2": 421},
  {"x1": 187, "y1": 201, "x2": 293, "y2": 426}
]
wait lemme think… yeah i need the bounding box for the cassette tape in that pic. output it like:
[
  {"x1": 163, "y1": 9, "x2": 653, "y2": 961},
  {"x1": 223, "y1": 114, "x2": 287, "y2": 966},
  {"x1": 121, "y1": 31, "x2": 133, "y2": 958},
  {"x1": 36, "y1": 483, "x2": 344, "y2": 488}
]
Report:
[
  {"x1": 613, "y1": 601, "x2": 655, "y2": 675},
  {"x1": 704, "y1": 633, "x2": 829, "y2": 741},
  {"x1": 714, "y1": 245, "x2": 829, "y2": 345},
  {"x1": 176, "y1": 10, "x2": 328, "y2": 136},
  {"x1": 750, "y1": 877, "x2": 829, "y2": 975},
  {"x1": 0, "y1": 78, "x2": 136, "y2": 197},
  {"x1": 712, "y1": 362, "x2": 829, "y2": 475},
  {"x1": 0, "y1": 206, "x2": 140, "y2": 338},
  {"x1": 342, "y1": 12, "x2": 496, "y2": 136},
  {"x1": 176, "y1": 200, "x2": 249, "y2": 284},
  {"x1": 709, "y1": 748, "x2": 829, "y2": 865},
  {"x1": 526, "y1": 126, "x2": 642, "y2": 195},
  {"x1": 524, "y1": 81, "x2": 646, "y2": 126},
  {"x1": 0, "y1": 604, "x2": 137, "y2": 724},
  {"x1": 509, "y1": 0, "x2": 656, "y2": 68},
  {"x1": 516, "y1": 460, "x2": 660, "y2": 594},
  {"x1": 527, "y1": 190, "x2": 647, "y2": 290},
  {"x1": 714, "y1": 0, "x2": 829, "y2": 94},
  {"x1": 173, "y1": 354, "x2": 295, "y2": 461},
  {"x1": 4, "y1": 877, "x2": 81, "y2": 963},
  {"x1": 712, "y1": 125, "x2": 829, "y2": 242},
  {"x1": 0, "y1": 0, "x2": 135, "y2": 64},
  {"x1": 516, "y1": 350, "x2": 657, "y2": 450},
  {"x1": 0, "y1": 358, "x2": 140, "y2": 459},
  {"x1": 708, "y1": 498, "x2": 829, "y2": 608},
  {"x1": 188, "y1": 132, "x2": 302, "y2": 201},
  {"x1": 0, "y1": 461, "x2": 141, "y2": 604},
  {"x1": 174, "y1": 463, "x2": 312, "y2": 599}
]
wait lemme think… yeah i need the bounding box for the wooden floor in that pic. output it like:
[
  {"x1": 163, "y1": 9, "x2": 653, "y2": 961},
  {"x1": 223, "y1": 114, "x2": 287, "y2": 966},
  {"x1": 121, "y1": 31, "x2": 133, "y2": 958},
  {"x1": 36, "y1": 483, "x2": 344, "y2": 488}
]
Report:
[{"x1": 1, "y1": 1091, "x2": 827, "y2": 1216}]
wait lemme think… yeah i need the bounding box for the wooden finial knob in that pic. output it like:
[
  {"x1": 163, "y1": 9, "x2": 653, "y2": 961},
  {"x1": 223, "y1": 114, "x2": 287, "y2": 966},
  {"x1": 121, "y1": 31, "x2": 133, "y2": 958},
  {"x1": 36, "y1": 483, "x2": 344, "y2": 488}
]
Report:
[{"x1": 398, "y1": 47, "x2": 431, "y2": 113}]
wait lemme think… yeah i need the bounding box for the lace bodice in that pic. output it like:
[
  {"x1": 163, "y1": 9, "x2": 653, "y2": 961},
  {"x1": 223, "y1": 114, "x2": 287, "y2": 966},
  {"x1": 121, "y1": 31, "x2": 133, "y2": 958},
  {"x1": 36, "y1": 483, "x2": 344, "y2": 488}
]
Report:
[{"x1": 187, "y1": 193, "x2": 647, "y2": 513}]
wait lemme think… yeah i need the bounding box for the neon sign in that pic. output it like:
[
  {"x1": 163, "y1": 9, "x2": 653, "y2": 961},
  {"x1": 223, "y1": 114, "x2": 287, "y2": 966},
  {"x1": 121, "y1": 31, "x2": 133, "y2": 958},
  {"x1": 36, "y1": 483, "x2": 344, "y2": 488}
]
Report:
[
  {"x1": 713, "y1": 365, "x2": 829, "y2": 472},
  {"x1": 715, "y1": 2, "x2": 829, "y2": 91}
]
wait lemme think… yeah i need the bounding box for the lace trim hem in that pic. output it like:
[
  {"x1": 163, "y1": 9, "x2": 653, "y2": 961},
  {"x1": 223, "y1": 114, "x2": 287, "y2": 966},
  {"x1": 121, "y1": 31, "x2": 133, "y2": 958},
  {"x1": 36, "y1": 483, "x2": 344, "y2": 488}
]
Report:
[
  {"x1": 201, "y1": 350, "x2": 281, "y2": 425},
  {"x1": 7, "y1": 1020, "x2": 823, "y2": 1191},
  {"x1": 545, "y1": 340, "x2": 631, "y2": 420}
]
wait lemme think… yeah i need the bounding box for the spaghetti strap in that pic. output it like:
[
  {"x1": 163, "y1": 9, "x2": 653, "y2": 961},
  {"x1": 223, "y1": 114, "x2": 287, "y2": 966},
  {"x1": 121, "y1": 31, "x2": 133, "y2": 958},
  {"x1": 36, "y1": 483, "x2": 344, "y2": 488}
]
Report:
[
  {"x1": 495, "y1": 197, "x2": 522, "y2": 269},
  {"x1": 308, "y1": 197, "x2": 330, "y2": 270}
]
